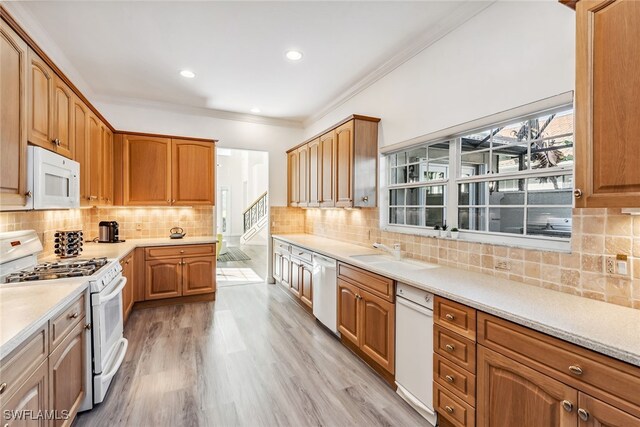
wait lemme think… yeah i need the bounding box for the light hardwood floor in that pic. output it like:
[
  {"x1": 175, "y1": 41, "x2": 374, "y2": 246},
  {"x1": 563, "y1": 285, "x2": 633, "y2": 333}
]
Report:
[{"x1": 76, "y1": 282, "x2": 430, "y2": 427}]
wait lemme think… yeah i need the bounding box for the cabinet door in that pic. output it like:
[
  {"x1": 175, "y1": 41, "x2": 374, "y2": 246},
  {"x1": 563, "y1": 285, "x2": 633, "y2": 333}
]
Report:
[
  {"x1": 123, "y1": 135, "x2": 172, "y2": 205},
  {"x1": 27, "y1": 49, "x2": 54, "y2": 150},
  {"x1": 308, "y1": 138, "x2": 321, "y2": 207},
  {"x1": 0, "y1": 20, "x2": 29, "y2": 208},
  {"x1": 337, "y1": 278, "x2": 360, "y2": 345},
  {"x1": 101, "y1": 125, "x2": 113, "y2": 205},
  {"x1": 335, "y1": 120, "x2": 354, "y2": 207},
  {"x1": 288, "y1": 150, "x2": 299, "y2": 206},
  {"x1": 575, "y1": 0, "x2": 640, "y2": 207},
  {"x1": 0, "y1": 360, "x2": 48, "y2": 427},
  {"x1": 87, "y1": 114, "x2": 102, "y2": 204},
  {"x1": 578, "y1": 393, "x2": 640, "y2": 426},
  {"x1": 145, "y1": 258, "x2": 182, "y2": 300},
  {"x1": 281, "y1": 255, "x2": 291, "y2": 287},
  {"x1": 72, "y1": 98, "x2": 90, "y2": 205},
  {"x1": 273, "y1": 251, "x2": 283, "y2": 282},
  {"x1": 300, "y1": 262, "x2": 313, "y2": 308},
  {"x1": 289, "y1": 257, "x2": 302, "y2": 297},
  {"x1": 121, "y1": 253, "x2": 135, "y2": 323},
  {"x1": 297, "y1": 145, "x2": 309, "y2": 207},
  {"x1": 477, "y1": 346, "x2": 577, "y2": 427},
  {"x1": 320, "y1": 130, "x2": 336, "y2": 207},
  {"x1": 182, "y1": 256, "x2": 216, "y2": 296},
  {"x1": 49, "y1": 320, "x2": 85, "y2": 427},
  {"x1": 52, "y1": 75, "x2": 74, "y2": 158},
  {"x1": 171, "y1": 139, "x2": 215, "y2": 205},
  {"x1": 359, "y1": 287, "x2": 395, "y2": 374}
]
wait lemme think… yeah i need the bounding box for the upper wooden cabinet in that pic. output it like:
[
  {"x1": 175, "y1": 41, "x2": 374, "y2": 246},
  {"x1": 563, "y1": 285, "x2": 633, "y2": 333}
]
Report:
[
  {"x1": 27, "y1": 48, "x2": 54, "y2": 150},
  {"x1": 574, "y1": 0, "x2": 640, "y2": 207},
  {"x1": 87, "y1": 114, "x2": 103, "y2": 204},
  {"x1": 72, "y1": 97, "x2": 90, "y2": 205},
  {"x1": 52, "y1": 75, "x2": 74, "y2": 158},
  {"x1": 286, "y1": 115, "x2": 379, "y2": 209},
  {"x1": 0, "y1": 18, "x2": 29, "y2": 208},
  {"x1": 101, "y1": 125, "x2": 113, "y2": 205},
  {"x1": 116, "y1": 135, "x2": 215, "y2": 206}
]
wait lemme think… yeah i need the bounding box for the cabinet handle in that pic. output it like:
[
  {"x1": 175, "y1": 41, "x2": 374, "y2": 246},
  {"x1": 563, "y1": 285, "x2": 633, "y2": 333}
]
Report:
[
  {"x1": 0, "y1": 382, "x2": 6, "y2": 394},
  {"x1": 167, "y1": 199, "x2": 171, "y2": 203},
  {"x1": 88, "y1": 195, "x2": 98, "y2": 200},
  {"x1": 125, "y1": 260, "x2": 130, "y2": 264},
  {"x1": 445, "y1": 313, "x2": 455, "y2": 321},
  {"x1": 568, "y1": 365, "x2": 583, "y2": 376},
  {"x1": 52, "y1": 138, "x2": 61, "y2": 146},
  {"x1": 573, "y1": 189, "x2": 582, "y2": 199},
  {"x1": 69, "y1": 312, "x2": 80, "y2": 319},
  {"x1": 561, "y1": 400, "x2": 573, "y2": 413},
  {"x1": 85, "y1": 323, "x2": 92, "y2": 330},
  {"x1": 172, "y1": 199, "x2": 176, "y2": 203},
  {"x1": 180, "y1": 250, "x2": 185, "y2": 254},
  {"x1": 577, "y1": 408, "x2": 589, "y2": 421},
  {"x1": 444, "y1": 405, "x2": 454, "y2": 414},
  {"x1": 361, "y1": 196, "x2": 369, "y2": 203},
  {"x1": 445, "y1": 344, "x2": 455, "y2": 352},
  {"x1": 25, "y1": 190, "x2": 32, "y2": 198},
  {"x1": 445, "y1": 375, "x2": 455, "y2": 383}
]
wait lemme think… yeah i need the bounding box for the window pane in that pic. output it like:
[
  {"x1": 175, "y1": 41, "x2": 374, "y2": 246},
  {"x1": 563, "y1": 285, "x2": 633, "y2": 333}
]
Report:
[
  {"x1": 407, "y1": 164, "x2": 422, "y2": 183},
  {"x1": 527, "y1": 175, "x2": 573, "y2": 205},
  {"x1": 533, "y1": 109, "x2": 573, "y2": 140},
  {"x1": 407, "y1": 147, "x2": 427, "y2": 164},
  {"x1": 493, "y1": 120, "x2": 530, "y2": 147},
  {"x1": 389, "y1": 207, "x2": 405, "y2": 225},
  {"x1": 425, "y1": 186, "x2": 445, "y2": 206},
  {"x1": 489, "y1": 208, "x2": 524, "y2": 234},
  {"x1": 530, "y1": 137, "x2": 574, "y2": 170},
  {"x1": 425, "y1": 208, "x2": 444, "y2": 227},
  {"x1": 396, "y1": 152, "x2": 406, "y2": 166},
  {"x1": 428, "y1": 158, "x2": 448, "y2": 180},
  {"x1": 393, "y1": 166, "x2": 407, "y2": 184},
  {"x1": 458, "y1": 182, "x2": 487, "y2": 206},
  {"x1": 460, "y1": 150, "x2": 490, "y2": 177},
  {"x1": 458, "y1": 208, "x2": 486, "y2": 231},
  {"x1": 406, "y1": 188, "x2": 422, "y2": 205},
  {"x1": 461, "y1": 131, "x2": 491, "y2": 151},
  {"x1": 389, "y1": 189, "x2": 405, "y2": 206},
  {"x1": 406, "y1": 207, "x2": 424, "y2": 226},
  {"x1": 489, "y1": 179, "x2": 525, "y2": 205},
  {"x1": 527, "y1": 208, "x2": 572, "y2": 238},
  {"x1": 494, "y1": 145, "x2": 528, "y2": 173}
]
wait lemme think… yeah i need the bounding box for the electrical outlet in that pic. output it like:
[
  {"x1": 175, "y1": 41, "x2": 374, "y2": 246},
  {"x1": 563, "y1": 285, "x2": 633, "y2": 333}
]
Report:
[
  {"x1": 606, "y1": 258, "x2": 615, "y2": 274},
  {"x1": 136, "y1": 223, "x2": 143, "y2": 231},
  {"x1": 495, "y1": 260, "x2": 510, "y2": 271}
]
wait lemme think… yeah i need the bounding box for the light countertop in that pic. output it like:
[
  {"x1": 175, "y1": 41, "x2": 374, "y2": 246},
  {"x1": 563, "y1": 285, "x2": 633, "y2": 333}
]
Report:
[{"x1": 273, "y1": 233, "x2": 640, "y2": 367}]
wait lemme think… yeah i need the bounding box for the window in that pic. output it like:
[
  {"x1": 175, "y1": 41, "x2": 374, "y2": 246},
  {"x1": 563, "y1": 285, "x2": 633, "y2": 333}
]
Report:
[{"x1": 383, "y1": 105, "x2": 574, "y2": 250}]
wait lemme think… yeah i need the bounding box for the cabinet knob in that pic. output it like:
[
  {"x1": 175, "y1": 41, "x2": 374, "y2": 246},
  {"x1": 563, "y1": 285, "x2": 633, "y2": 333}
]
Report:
[
  {"x1": 577, "y1": 408, "x2": 589, "y2": 422},
  {"x1": 445, "y1": 313, "x2": 455, "y2": 321},
  {"x1": 444, "y1": 405, "x2": 454, "y2": 414},
  {"x1": 172, "y1": 199, "x2": 176, "y2": 203},
  {"x1": 561, "y1": 400, "x2": 573, "y2": 413},
  {"x1": 167, "y1": 199, "x2": 171, "y2": 203},
  {"x1": 568, "y1": 365, "x2": 583, "y2": 376},
  {"x1": 0, "y1": 382, "x2": 6, "y2": 394},
  {"x1": 445, "y1": 344, "x2": 455, "y2": 352},
  {"x1": 445, "y1": 375, "x2": 455, "y2": 383},
  {"x1": 85, "y1": 323, "x2": 92, "y2": 330},
  {"x1": 180, "y1": 250, "x2": 185, "y2": 254},
  {"x1": 69, "y1": 312, "x2": 80, "y2": 319},
  {"x1": 573, "y1": 189, "x2": 582, "y2": 198},
  {"x1": 24, "y1": 190, "x2": 32, "y2": 198},
  {"x1": 361, "y1": 196, "x2": 369, "y2": 203}
]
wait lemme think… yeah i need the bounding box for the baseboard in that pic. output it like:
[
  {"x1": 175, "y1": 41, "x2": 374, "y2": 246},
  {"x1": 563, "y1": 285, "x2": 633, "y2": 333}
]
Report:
[
  {"x1": 133, "y1": 292, "x2": 215, "y2": 310},
  {"x1": 340, "y1": 336, "x2": 396, "y2": 388}
]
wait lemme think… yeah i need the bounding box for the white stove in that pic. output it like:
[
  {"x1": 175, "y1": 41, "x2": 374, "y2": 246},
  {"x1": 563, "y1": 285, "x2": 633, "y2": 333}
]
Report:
[{"x1": 0, "y1": 230, "x2": 128, "y2": 410}]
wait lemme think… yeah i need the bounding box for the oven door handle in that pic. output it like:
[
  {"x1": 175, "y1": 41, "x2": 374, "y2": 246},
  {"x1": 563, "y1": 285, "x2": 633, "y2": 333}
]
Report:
[
  {"x1": 93, "y1": 277, "x2": 127, "y2": 305},
  {"x1": 101, "y1": 338, "x2": 128, "y2": 382}
]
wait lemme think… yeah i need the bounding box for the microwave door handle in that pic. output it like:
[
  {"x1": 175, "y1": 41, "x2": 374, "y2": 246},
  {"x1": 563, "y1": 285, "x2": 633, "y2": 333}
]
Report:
[{"x1": 94, "y1": 277, "x2": 127, "y2": 305}]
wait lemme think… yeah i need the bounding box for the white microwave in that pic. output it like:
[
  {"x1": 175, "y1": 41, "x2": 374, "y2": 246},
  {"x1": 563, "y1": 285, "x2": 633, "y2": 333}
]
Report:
[{"x1": 2, "y1": 146, "x2": 80, "y2": 211}]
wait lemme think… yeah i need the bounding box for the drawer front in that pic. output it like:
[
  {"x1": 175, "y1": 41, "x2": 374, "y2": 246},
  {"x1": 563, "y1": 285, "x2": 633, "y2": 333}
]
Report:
[
  {"x1": 435, "y1": 297, "x2": 477, "y2": 341},
  {"x1": 50, "y1": 293, "x2": 85, "y2": 350},
  {"x1": 273, "y1": 239, "x2": 291, "y2": 253},
  {"x1": 145, "y1": 244, "x2": 214, "y2": 260},
  {"x1": 0, "y1": 326, "x2": 48, "y2": 407},
  {"x1": 434, "y1": 353, "x2": 476, "y2": 406},
  {"x1": 337, "y1": 262, "x2": 394, "y2": 302},
  {"x1": 290, "y1": 245, "x2": 313, "y2": 263},
  {"x1": 434, "y1": 382, "x2": 476, "y2": 427},
  {"x1": 478, "y1": 312, "x2": 640, "y2": 410},
  {"x1": 435, "y1": 325, "x2": 476, "y2": 373}
]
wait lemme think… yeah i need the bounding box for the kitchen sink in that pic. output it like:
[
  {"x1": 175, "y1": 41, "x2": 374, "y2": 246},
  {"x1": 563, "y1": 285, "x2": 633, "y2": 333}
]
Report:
[
  {"x1": 349, "y1": 254, "x2": 439, "y2": 272},
  {"x1": 349, "y1": 254, "x2": 395, "y2": 263}
]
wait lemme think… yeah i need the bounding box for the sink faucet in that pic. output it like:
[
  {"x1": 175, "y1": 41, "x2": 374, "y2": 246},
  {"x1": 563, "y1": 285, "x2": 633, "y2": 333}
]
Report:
[{"x1": 373, "y1": 242, "x2": 402, "y2": 260}]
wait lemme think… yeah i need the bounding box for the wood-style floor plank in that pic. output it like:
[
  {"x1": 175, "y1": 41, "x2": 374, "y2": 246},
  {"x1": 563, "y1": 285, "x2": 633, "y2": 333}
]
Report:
[{"x1": 76, "y1": 282, "x2": 430, "y2": 427}]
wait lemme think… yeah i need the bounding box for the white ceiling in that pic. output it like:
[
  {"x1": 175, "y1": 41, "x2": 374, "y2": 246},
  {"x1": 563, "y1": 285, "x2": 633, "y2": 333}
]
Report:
[{"x1": 14, "y1": 1, "x2": 489, "y2": 123}]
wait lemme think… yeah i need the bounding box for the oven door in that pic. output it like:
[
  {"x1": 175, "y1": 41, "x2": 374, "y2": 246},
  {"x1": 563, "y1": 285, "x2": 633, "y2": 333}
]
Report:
[{"x1": 31, "y1": 146, "x2": 80, "y2": 209}]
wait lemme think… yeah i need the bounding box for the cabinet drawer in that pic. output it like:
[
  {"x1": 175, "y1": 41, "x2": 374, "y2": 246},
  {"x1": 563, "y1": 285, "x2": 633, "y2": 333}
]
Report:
[
  {"x1": 290, "y1": 245, "x2": 312, "y2": 263},
  {"x1": 337, "y1": 262, "x2": 394, "y2": 302},
  {"x1": 0, "y1": 326, "x2": 48, "y2": 406},
  {"x1": 434, "y1": 353, "x2": 476, "y2": 406},
  {"x1": 435, "y1": 297, "x2": 476, "y2": 341},
  {"x1": 434, "y1": 382, "x2": 475, "y2": 427},
  {"x1": 50, "y1": 293, "x2": 85, "y2": 351},
  {"x1": 145, "y1": 244, "x2": 214, "y2": 260},
  {"x1": 273, "y1": 239, "x2": 291, "y2": 253},
  {"x1": 435, "y1": 325, "x2": 476, "y2": 373},
  {"x1": 478, "y1": 312, "x2": 640, "y2": 410}
]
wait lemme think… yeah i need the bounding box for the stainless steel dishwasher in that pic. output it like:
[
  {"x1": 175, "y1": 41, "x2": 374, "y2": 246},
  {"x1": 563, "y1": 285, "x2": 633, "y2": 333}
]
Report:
[{"x1": 312, "y1": 253, "x2": 339, "y2": 335}]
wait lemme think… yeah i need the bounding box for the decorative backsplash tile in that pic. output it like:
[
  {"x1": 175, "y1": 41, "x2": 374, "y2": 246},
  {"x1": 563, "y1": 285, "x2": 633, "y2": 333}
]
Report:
[{"x1": 270, "y1": 206, "x2": 305, "y2": 235}]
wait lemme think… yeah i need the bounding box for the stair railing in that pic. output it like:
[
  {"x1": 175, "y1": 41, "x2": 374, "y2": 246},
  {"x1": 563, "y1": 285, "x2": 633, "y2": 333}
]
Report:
[{"x1": 243, "y1": 191, "x2": 268, "y2": 233}]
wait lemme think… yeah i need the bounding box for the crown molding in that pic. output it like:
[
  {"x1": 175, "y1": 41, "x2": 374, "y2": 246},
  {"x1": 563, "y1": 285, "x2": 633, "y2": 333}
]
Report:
[
  {"x1": 302, "y1": 1, "x2": 496, "y2": 128},
  {"x1": 93, "y1": 95, "x2": 304, "y2": 129}
]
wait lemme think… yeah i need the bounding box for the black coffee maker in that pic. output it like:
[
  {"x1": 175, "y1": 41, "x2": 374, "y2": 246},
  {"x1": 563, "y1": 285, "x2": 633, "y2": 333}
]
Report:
[{"x1": 98, "y1": 221, "x2": 123, "y2": 243}]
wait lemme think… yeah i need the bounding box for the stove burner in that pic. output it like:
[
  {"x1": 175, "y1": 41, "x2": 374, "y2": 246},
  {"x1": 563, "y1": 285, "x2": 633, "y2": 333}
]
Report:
[{"x1": 4, "y1": 257, "x2": 109, "y2": 283}]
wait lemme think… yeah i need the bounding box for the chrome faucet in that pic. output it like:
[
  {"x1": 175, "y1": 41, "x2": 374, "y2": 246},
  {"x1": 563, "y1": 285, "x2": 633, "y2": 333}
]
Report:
[{"x1": 373, "y1": 242, "x2": 402, "y2": 260}]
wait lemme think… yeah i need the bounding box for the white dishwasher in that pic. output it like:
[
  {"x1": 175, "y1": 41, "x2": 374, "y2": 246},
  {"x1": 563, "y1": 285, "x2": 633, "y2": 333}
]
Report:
[
  {"x1": 395, "y1": 282, "x2": 437, "y2": 426},
  {"x1": 312, "y1": 253, "x2": 339, "y2": 335}
]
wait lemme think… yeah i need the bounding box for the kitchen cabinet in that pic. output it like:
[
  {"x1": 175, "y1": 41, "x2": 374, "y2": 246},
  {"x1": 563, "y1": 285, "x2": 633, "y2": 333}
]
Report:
[
  {"x1": 52, "y1": 75, "x2": 74, "y2": 158},
  {"x1": 27, "y1": 48, "x2": 54, "y2": 150},
  {"x1": 121, "y1": 251, "x2": 135, "y2": 324},
  {"x1": 116, "y1": 135, "x2": 215, "y2": 206},
  {"x1": 102, "y1": 125, "x2": 113, "y2": 205},
  {"x1": 337, "y1": 262, "x2": 395, "y2": 379},
  {"x1": 87, "y1": 114, "x2": 103, "y2": 205},
  {"x1": 49, "y1": 321, "x2": 85, "y2": 427},
  {"x1": 0, "y1": 18, "x2": 29, "y2": 209},
  {"x1": 299, "y1": 261, "x2": 313, "y2": 308},
  {"x1": 72, "y1": 97, "x2": 90, "y2": 205},
  {"x1": 574, "y1": 0, "x2": 640, "y2": 207},
  {"x1": 0, "y1": 360, "x2": 49, "y2": 427},
  {"x1": 272, "y1": 240, "x2": 312, "y2": 309},
  {"x1": 289, "y1": 256, "x2": 302, "y2": 297},
  {"x1": 143, "y1": 244, "x2": 216, "y2": 301},
  {"x1": 286, "y1": 115, "x2": 379, "y2": 209}
]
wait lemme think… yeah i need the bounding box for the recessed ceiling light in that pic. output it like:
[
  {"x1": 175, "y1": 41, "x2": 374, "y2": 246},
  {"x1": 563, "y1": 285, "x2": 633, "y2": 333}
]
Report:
[
  {"x1": 285, "y1": 50, "x2": 303, "y2": 61},
  {"x1": 180, "y1": 70, "x2": 196, "y2": 78},
  {"x1": 250, "y1": 107, "x2": 261, "y2": 114}
]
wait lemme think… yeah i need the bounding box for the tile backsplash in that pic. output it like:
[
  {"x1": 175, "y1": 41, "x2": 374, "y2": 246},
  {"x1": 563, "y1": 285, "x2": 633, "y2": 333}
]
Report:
[
  {"x1": 301, "y1": 207, "x2": 640, "y2": 310},
  {"x1": 0, "y1": 206, "x2": 214, "y2": 258}
]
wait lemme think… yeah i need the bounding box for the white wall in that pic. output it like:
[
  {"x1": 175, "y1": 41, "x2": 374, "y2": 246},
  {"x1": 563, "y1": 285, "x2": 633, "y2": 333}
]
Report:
[
  {"x1": 94, "y1": 101, "x2": 302, "y2": 206},
  {"x1": 303, "y1": 1, "x2": 576, "y2": 148}
]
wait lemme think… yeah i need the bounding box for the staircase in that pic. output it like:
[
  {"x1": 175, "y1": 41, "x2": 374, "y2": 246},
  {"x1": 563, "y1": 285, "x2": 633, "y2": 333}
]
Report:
[{"x1": 240, "y1": 191, "x2": 268, "y2": 245}]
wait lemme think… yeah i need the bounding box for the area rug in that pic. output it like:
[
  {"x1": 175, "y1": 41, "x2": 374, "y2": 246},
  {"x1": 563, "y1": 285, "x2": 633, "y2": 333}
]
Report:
[{"x1": 217, "y1": 247, "x2": 251, "y2": 262}]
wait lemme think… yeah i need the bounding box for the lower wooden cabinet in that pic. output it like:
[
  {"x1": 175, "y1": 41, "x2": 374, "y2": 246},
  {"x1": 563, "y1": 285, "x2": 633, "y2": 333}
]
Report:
[
  {"x1": 182, "y1": 256, "x2": 216, "y2": 296},
  {"x1": 273, "y1": 240, "x2": 313, "y2": 310},
  {"x1": 0, "y1": 359, "x2": 49, "y2": 427},
  {"x1": 145, "y1": 258, "x2": 183, "y2": 300},
  {"x1": 299, "y1": 261, "x2": 313, "y2": 308},
  {"x1": 289, "y1": 256, "x2": 302, "y2": 297},
  {"x1": 579, "y1": 393, "x2": 640, "y2": 426},
  {"x1": 121, "y1": 251, "x2": 135, "y2": 324}
]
